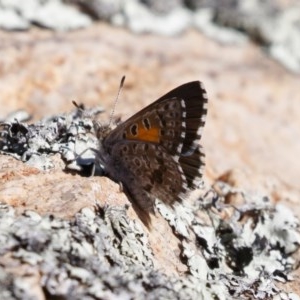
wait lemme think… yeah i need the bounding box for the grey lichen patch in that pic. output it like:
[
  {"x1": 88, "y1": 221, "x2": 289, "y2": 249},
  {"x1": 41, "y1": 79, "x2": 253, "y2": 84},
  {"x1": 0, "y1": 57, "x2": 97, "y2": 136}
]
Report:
[
  {"x1": 0, "y1": 186, "x2": 299, "y2": 299},
  {"x1": 104, "y1": 205, "x2": 154, "y2": 268},
  {"x1": 0, "y1": 106, "x2": 103, "y2": 171},
  {"x1": 157, "y1": 182, "x2": 300, "y2": 299},
  {"x1": 0, "y1": 203, "x2": 220, "y2": 299},
  {"x1": 156, "y1": 200, "x2": 193, "y2": 239}
]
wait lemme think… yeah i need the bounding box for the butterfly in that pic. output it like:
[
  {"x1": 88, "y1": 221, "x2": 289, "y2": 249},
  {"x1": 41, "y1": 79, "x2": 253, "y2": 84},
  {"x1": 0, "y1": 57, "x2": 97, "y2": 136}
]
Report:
[{"x1": 93, "y1": 80, "x2": 208, "y2": 222}]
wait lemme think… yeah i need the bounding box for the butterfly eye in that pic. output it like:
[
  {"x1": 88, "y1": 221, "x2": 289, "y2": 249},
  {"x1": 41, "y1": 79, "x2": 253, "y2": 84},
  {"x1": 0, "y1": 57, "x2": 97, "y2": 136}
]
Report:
[
  {"x1": 142, "y1": 118, "x2": 151, "y2": 130},
  {"x1": 152, "y1": 169, "x2": 163, "y2": 184},
  {"x1": 121, "y1": 145, "x2": 129, "y2": 154},
  {"x1": 133, "y1": 157, "x2": 141, "y2": 167},
  {"x1": 130, "y1": 124, "x2": 138, "y2": 136},
  {"x1": 142, "y1": 144, "x2": 148, "y2": 151},
  {"x1": 164, "y1": 103, "x2": 170, "y2": 110}
]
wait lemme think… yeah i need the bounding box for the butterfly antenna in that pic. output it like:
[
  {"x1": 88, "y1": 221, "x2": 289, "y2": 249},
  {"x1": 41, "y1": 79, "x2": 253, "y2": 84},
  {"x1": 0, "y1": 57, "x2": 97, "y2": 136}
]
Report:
[
  {"x1": 72, "y1": 100, "x2": 87, "y2": 118},
  {"x1": 108, "y1": 75, "x2": 125, "y2": 127}
]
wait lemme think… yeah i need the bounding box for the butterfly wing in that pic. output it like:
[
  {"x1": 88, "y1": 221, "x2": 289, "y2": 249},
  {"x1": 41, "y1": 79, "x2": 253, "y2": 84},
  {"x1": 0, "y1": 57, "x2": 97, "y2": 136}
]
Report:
[
  {"x1": 102, "y1": 81, "x2": 208, "y2": 211},
  {"x1": 107, "y1": 141, "x2": 187, "y2": 213}
]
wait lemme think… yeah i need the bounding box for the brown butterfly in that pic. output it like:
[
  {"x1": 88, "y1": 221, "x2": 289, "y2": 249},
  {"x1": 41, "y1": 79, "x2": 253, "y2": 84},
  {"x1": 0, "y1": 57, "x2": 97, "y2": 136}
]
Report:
[{"x1": 93, "y1": 80, "x2": 208, "y2": 222}]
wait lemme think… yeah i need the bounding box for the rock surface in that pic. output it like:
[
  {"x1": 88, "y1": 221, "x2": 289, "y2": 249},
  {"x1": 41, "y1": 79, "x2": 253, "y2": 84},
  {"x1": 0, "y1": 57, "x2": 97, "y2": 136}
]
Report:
[{"x1": 0, "y1": 22, "x2": 299, "y2": 298}]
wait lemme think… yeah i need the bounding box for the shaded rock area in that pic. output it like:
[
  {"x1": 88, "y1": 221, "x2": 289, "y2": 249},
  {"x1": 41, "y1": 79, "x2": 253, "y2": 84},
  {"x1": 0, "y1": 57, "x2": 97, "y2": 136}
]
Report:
[{"x1": 0, "y1": 6, "x2": 300, "y2": 300}]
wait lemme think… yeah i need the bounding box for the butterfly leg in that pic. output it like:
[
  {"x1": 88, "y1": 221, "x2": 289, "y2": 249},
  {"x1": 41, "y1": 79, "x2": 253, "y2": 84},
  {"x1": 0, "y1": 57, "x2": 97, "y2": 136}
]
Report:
[{"x1": 118, "y1": 181, "x2": 124, "y2": 193}]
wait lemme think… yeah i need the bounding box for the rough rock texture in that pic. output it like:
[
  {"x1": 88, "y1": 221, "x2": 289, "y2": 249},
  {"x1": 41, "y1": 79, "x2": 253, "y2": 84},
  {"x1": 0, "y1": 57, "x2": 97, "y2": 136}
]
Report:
[
  {"x1": 0, "y1": 170, "x2": 299, "y2": 299},
  {"x1": 0, "y1": 23, "x2": 300, "y2": 298}
]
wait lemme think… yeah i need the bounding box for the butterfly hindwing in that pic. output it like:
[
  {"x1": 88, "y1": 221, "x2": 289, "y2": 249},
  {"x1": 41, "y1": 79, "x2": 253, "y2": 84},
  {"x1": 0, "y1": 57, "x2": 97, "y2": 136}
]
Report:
[{"x1": 108, "y1": 141, "x2": 186, "y2": 212}]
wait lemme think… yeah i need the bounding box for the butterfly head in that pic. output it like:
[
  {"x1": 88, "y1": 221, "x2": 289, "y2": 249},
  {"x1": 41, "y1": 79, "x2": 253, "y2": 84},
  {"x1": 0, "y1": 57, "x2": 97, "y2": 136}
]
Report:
[{"x1": 93, "y1": 120, "x2": 111, "y2": 141}]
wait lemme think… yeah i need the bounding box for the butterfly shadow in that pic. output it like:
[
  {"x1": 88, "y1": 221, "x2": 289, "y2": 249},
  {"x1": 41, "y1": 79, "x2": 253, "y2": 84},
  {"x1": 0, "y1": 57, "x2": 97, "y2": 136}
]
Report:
[
  {"x1": 93, "y1": 163, "x2": 153, "y2": 229},
  {"x1": 65, "y1": 157, "x2": 153, "y2": 229}
]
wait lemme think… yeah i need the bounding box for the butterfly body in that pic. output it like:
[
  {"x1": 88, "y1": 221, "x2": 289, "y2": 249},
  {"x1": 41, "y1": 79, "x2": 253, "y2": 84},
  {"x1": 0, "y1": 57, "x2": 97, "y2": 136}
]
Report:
[{"x1": 94, "y1": 81, "x2": 208, "y2": 214}]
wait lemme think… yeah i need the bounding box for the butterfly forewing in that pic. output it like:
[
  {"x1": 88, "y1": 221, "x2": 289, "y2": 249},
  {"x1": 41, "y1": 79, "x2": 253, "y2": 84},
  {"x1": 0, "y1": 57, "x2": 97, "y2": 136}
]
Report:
[{"x1": 104, "y1": 97, "x2": 186, "y2": 158}]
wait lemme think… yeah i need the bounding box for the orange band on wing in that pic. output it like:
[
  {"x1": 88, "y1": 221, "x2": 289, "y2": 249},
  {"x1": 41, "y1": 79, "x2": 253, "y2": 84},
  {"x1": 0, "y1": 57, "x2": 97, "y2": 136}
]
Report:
[{"x1": 126, "y1": 127, "x2": 160, "y2": 143}]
